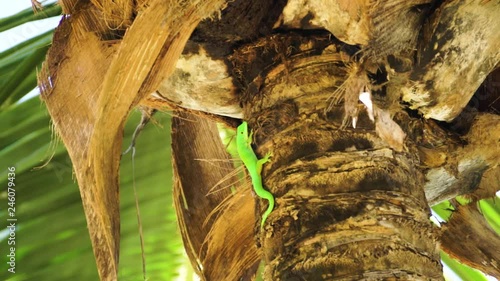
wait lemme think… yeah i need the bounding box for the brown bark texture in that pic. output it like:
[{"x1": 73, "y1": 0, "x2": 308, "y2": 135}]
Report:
[{"x1": 234, "y1": 34, "x2": 442, "y2": 279}]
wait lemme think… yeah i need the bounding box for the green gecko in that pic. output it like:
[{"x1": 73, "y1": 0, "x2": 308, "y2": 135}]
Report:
[{"x1": 236, "y1": 121, "x2": 274, "y2": 229}]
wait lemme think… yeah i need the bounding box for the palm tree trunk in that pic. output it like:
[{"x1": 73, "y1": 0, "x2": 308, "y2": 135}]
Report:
[{"x1": 237, "y1": 34, "x2": 443, "y2": 280}]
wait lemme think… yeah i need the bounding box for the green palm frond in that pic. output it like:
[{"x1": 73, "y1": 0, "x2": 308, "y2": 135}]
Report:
[
  {"x1": 442, "y1": 252, "x2": 489, "y2": 281},
  {"x1": 0, "y1": 3, "x2": 61, "y2": 32},
  {"x1": 0, "y1": 2, "x2": 60, "y2": 108},
  {"x1": 480, "y1": 198, "x2": 500, "y2": 235}
]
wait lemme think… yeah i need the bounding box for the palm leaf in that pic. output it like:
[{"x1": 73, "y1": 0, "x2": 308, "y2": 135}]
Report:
[{"x1": 0, "y1": 3, "x2": 61, "y2": 32}]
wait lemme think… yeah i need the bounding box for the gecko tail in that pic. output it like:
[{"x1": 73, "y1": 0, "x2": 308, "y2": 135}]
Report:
[{"x1": 260, "y1": 197, "x2": 275, "y2": 229}]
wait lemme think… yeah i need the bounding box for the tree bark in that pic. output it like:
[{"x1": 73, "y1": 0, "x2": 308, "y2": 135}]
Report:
[
  {"x1": 401, "y1": 0, "x2": 500, "y2": 121},
  {"x1": 232, "y1": 33, "x2": 443, "y2": 280}
]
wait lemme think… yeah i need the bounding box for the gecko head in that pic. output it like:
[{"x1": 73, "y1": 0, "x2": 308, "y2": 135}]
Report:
[{"x1": 237, "y1": 121, "x2": 249, "y2": 137}]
